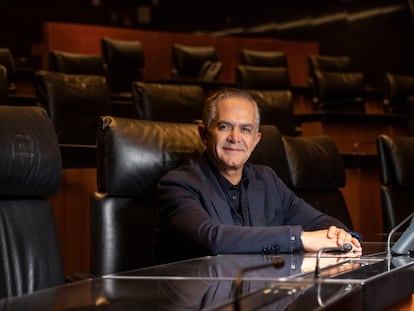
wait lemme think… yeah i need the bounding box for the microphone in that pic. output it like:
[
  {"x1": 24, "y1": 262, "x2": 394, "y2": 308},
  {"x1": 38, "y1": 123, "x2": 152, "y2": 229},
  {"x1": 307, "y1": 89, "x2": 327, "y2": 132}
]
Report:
[
  {"x1": 234, "y1": 257, "x2": 284, "y2": 311},
  {"x1": 314, "y1": 243, "x2": 352, "y2": 278},
  {"x1": 386, "y1": 210, "x2": 414, "y2": 258}
]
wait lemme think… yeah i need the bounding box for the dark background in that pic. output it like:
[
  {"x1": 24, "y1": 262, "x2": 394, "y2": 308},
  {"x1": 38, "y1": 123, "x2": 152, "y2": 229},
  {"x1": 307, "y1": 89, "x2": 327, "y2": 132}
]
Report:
[{"x1": 1, "y1": 0, "x2": 413, "y2": 88}]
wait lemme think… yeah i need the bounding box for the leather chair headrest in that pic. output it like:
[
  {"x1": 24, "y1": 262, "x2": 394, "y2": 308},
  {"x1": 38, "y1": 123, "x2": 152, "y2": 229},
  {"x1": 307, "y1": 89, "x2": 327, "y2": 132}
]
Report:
[
  {"x1": 236, "y1": 65, "x2": 290, "y2": 90},
  {"x1": 48, "y1": 50, "x2": 106, "y2": 76},
  {"x1": 132, "y1": 81, "x2": 205, "y2": 122},
  {"x1": 0, "y1": 106, "x2": 61, "y2": 196},
  {"x1": 241, "y1": 49, "x2": 287, "y2": 67},
  {"x1": 97, "y1": 117, "x2": 205, "y2": 196},
  {"x1": 377, "y1": 134, "x2": 414, "y2": 188},
  {"x1": 309, "y1": 55, "x2": 351, "y2": 73},
  {"x1": 172, "y1": 44, "x2": 217, "y2": 76},
  {"x1": 282, "y1": 135, "x2": 345, "y2": 189},
  {"x1": 314, "y1": 70, "x2": 365, "y2": 100},
  {"x1": 101, "y1": 37, "x2": 144, "y2": 69}
]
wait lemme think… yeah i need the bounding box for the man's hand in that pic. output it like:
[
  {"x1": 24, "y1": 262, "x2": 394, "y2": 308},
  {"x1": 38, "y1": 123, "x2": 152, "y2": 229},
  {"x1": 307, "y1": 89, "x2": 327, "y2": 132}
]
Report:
[{"x1": 301, "y1": 226, "x2": 362, "y2": 252}]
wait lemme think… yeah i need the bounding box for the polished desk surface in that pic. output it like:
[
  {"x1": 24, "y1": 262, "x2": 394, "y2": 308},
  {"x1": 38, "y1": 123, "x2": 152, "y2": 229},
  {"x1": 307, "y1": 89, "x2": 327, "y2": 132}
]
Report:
[{"x1": 1, "y1": 242, "x2": 414, "y2": 311}]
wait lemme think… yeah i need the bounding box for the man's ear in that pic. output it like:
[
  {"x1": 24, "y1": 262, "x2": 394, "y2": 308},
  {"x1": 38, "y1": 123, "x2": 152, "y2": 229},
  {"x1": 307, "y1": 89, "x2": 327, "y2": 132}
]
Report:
[{"x1": 197, "y1": 124, "x2": 208, "y2": 145}]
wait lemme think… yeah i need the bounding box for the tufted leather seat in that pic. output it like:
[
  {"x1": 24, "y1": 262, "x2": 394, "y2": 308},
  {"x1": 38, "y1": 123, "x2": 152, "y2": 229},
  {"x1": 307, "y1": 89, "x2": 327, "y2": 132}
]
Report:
[
  {"x1": 90, "y1": 117, "x2": 289, "y2": 275},
  {"x1": 0, "y1": 105, "x2": 64, "y2": 299},
  {"x1": 377, "y1": 134, "x2": 414, "y2": 233},
  {"x1": 282, "y1": 135, "x2": 354, "y2": 229}
]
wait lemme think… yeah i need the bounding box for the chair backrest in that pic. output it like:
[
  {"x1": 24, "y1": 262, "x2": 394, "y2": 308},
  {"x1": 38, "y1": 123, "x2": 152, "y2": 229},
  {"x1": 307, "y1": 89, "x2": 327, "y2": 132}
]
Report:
[
  {"x1": 172, "y1": 44, "x2": 222, "y2": 81},
  {"x1": 101, "y1": 37, "x2": 144, "y2": 93},
  {"x1": 34, "y1": 70, "x2": 111, "y2": 145},
  {"x1": 132, "y1": 81, "x2": 206, "y2": 123},
  {"x1": 0, "y1": 48, "x2": 17, "y2": 93},
  {"x1": 91, "y1": 117, "x2": 289, "y2": 276},
  {"x1": 312, "y1": 70, "x2": 365, "y2": 112},
  {"x1": 49, "y1": 50, "x2": 107, "y2": 76},
  {"x1": 0, "y1": 65, "x2": 8, "y2": 104},
  {"x1": 236, "y1": 65, "x2": 290, "y2": 90},
  {"x1": 0, "y1": 105, "x2": 64, "y2": 299},
  {"x1": 377, "y1": 134, "x2": 414, "y2": 232},
  {"x1": 308, "y1": 54, "x2": 351, "y2": 76},
  {"x1": 383, "y1": 73, "x2": 414, "y2": 113},
  {"x1": 282, "y1": 135, "x2": 354, "y2": 229},
  {"x1": 247, "y1": 89, "x2": 296, "y2": 136},
  {"x1": 241, "y1": 49, "x2": 287, "y2": 67}
]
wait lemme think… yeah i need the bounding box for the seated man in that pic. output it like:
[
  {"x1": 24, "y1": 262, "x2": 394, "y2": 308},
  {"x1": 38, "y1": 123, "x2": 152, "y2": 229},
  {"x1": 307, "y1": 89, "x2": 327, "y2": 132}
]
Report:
[{"x1": 155, "y1": 88, "x2": 362, "y2": 263}]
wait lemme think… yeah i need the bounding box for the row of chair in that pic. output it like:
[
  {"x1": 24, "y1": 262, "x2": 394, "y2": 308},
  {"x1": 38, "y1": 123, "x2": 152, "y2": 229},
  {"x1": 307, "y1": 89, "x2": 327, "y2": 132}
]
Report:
[
  {"x1": 45, "y1": 44, "x2": 414, "y2": 117},
  {"x1": 1, "y1": 104, "x2": 413, "y2": 299}
]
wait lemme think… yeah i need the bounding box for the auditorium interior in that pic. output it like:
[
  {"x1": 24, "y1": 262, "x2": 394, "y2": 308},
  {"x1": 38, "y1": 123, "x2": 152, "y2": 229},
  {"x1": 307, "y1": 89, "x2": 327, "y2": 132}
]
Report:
[{"x1": 1, "y1": 0, "x2": 414, "y2": 309}]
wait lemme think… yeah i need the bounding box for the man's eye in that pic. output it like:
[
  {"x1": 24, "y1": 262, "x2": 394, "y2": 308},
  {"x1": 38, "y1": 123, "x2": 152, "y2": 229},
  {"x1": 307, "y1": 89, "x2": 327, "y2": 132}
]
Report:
[
  {"x1": 241, "y1": 127, "x2": 252, "y2": 133},
  {"x1": 217, "y1": 124, "x2": 230, "y2": 130}
]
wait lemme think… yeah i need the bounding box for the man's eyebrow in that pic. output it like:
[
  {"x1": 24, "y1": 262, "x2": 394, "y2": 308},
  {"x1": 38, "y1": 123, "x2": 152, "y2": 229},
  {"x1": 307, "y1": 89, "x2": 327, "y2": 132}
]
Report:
[{"x1": 216, "y1": 120, "x2": 254, "y2": 128}]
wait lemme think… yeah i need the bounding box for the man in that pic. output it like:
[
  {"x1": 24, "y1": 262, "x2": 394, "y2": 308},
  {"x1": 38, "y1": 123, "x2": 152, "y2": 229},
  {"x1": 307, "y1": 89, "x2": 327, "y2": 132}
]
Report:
[{"x1": 155, "y1": 88, "x2": 362, "y2": 263}]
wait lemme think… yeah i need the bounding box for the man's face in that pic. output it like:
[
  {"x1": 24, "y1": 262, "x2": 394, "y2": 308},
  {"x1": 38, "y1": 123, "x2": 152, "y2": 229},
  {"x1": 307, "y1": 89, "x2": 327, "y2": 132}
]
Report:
[{"x1": 200, "y1": 97, "x2": 262, "y2": 179}]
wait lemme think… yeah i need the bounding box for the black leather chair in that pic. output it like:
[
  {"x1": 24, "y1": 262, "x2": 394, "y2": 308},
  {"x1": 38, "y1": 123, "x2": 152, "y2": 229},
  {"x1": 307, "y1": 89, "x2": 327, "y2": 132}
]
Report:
[
  {"x1": 0, "y1": 65, "x2": 8, "y2": 105},
  {"x1": 0, "y1": 48, "x2": 17, "y2": 93},
  {"x1": 171, "y1": 44, "x2": 222, "y2": 82},
  {"x1": 241, "y1": 49, "x2": 287, "y2": 67},
  {"x1": 91, "y1": 117, "x2": 289, "y2": 275},
  {"x1": 48, "y1": 50, "x2": 107, "y2": 76},
  {"x1": 311, "y1": 70, "x2": 366, "y2": 112},
  {"x1": 236, "y1": 65, "x2": 290, "y2": 90},
  {"x1": 0, "y1": 105, "x2": 65, "y2": 299},
  {"x1": 132, "y1": 81, "x2": 206, "y2": 123},
  {"x1": 247, "y1": 89, "x2": 297, "y2": 136},
  {"x1": 383, "y1": 73, "x2": 414, "y2": 112},
  {"x1": 35, "y1": 70, "x2": 111, "y2": 146},
  {"x1": 377, "y1": 134, "x2": 414, "y2": 233},
  {"x1": 101, "y1": 37, "x2": 144, "y2": 94},
  {"x1": 308, "y1": 54, "x2": 351, "y2": 86},
  {"x1": 282, "y1": 135, "x2": 354, "y2": 229}
]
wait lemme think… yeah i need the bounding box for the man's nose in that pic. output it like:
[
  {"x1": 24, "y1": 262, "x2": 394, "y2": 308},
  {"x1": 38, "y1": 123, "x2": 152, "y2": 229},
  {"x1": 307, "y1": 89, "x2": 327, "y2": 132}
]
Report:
[{"x1": 228, "y1": 128, "x2": 241, "y2": 142}]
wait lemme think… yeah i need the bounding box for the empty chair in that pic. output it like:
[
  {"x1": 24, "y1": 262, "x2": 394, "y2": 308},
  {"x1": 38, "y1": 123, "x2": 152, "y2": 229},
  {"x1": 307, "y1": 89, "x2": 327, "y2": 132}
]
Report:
[
  {"x1": 383, "y1": 73, "x2": 414, "y2": 114},
  {"x1": 132, "y1": 81, "x2": 205, "y2": 123},
  {"x1": 236, "y1": 65, "x2": 290, "y2": 90},
  {"x1": 308, "y1": 54, "x2": 351, "y2": 86},
  {"x1": 101, "y1": 37, "x2": 144, "y2": 94},
  {"x1": 91, "y1": 117, "x2": 289, "y2": 275},
  {"x1": 171, "y1": 44, "x2": 222, "y2": 82},
  {"x1": 48, "y1": 50, "x2": 107, "y2": 76},
  {"x1": 282, "y1": 135, "x2": 354, "y2": 229},
  {"x1": 0, "y1": 65, "x2": 8, "y2": 104},
  {"x1": 241, "y1": 49, "x2": 287, "y2": 67},
  {"x1": 0, "y1": 48, "x2": 17, "y2": 93},
  {"x1": 34, "y1": 70, "x2": 111, "y2": 146},
  {"x1": 311, "y1": 70, "x2": 366, "y2": 112},
  {"x1": 377, "y1": 134, "x2": 414, "y2": 233},
  {"x1": 247, "y1": 89, "x2": 297, "y2": 136},
  {"x1": 0, "y1": 105, "x2": 64, "y2": 299}
]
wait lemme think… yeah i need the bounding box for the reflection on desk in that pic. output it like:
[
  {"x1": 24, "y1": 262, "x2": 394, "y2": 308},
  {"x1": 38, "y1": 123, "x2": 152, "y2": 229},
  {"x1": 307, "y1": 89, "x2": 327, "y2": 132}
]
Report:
[{"x1": 1, "y1": 243, "x2": 414, "y2": 311}]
